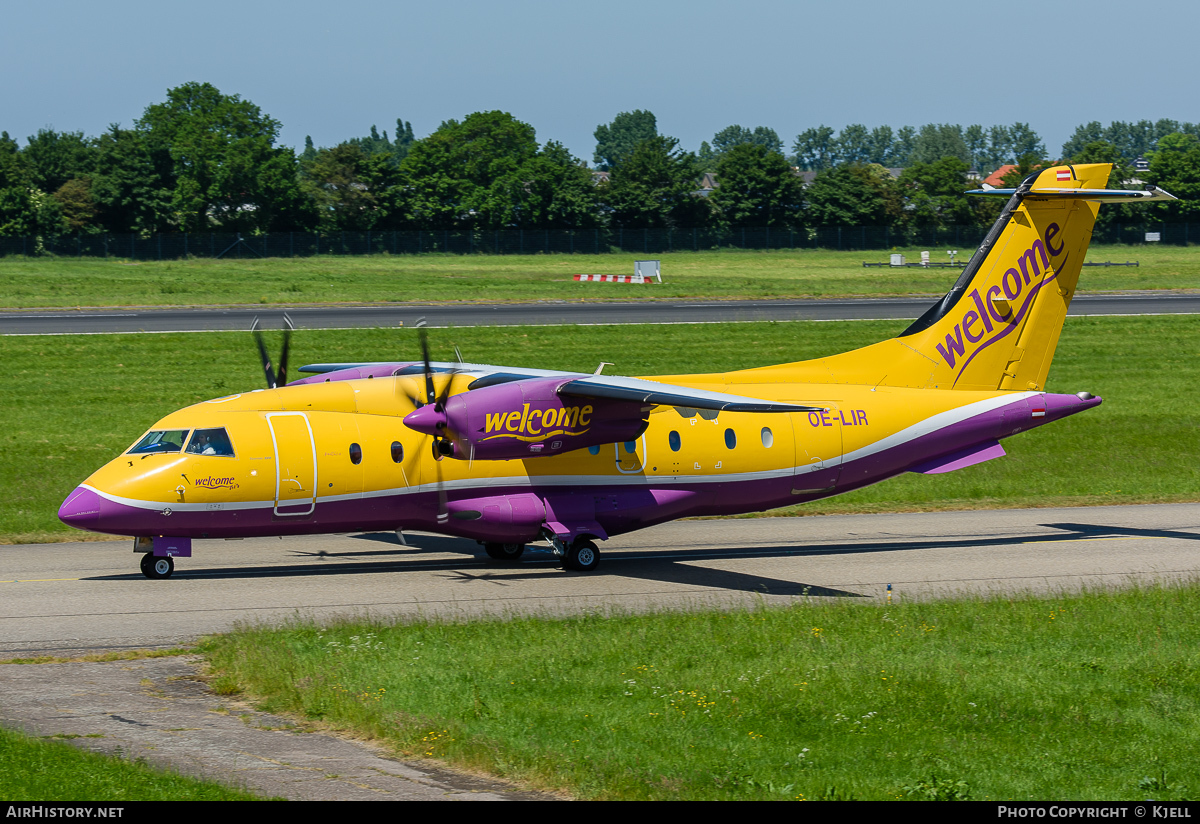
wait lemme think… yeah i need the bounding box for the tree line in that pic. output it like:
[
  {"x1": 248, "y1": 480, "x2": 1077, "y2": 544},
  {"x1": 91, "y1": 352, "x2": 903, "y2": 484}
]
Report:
[{"x1": 1, "y1": 83, "x2": 1197, "y2": 242}]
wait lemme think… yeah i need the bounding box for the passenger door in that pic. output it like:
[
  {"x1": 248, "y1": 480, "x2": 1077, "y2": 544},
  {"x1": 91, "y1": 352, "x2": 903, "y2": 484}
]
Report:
[{"x1": 267, "y1": 412, "x2": 317, "y2": 517}]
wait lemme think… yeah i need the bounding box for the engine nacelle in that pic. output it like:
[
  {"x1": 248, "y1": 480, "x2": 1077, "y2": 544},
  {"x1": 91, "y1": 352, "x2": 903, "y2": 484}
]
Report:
[{"x1": 404, "y1": 376, "x2": 648, "y2": 460}]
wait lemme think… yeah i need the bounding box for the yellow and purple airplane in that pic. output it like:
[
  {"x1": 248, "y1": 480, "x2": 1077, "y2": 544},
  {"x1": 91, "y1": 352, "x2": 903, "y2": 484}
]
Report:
[{"x1": 58, "y1": 164, "x2": 1175, "y2": 578}]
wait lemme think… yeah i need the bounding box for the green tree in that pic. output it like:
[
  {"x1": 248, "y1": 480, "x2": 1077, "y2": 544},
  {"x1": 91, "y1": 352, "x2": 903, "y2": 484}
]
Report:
[
  {"x1": 1147, "y1": 133, "x2": 1200, "y2": 220},
  {"x1": 53, "y1": 178, "x2": 98, "y2": 232},
  {"x1": 393, "y1": 111, "x2": 540, "y2": 229},
  {"x1": 711, "y1": 125, "x2": 784, "y2": 157},
  {"x1": 1061, "y1": 121, "x2": 1106, "y2": 161},
  {"x1": 0, "y1": 131, "x2": 36, "y2": 235},
  {"x1": 897, "y1": 157, "x2": 977, "y2": 231},
  {"x1": 484, "y1": 141, "x2": 600, "y2": 230},
  {"x1": 22, "y1": 129, "x2": 95, "y2": 194},
  {"x1": 89, "y1": 125, "x2": 171, "y2": 234},
  {"x1": 804, "y1": 164, "x2": 900, "y2": 227},
  {"x1": 710, "y1": 144, "x2": 803, "y2": 228},
  {"x1": 136, "y1": 81, "x2": 302, "y2": 231},
  {"x1": 1007, "y1": 122, "x2": 1046, "y2": 162},
  {"x1": 299, "y1": 143, "x2": 383, "y2": 231},
  {"x1": 601, "y1": 136, "x2": 710, "y2": 229},
  {"x1": 893, "y1": 126, "x2": 917, "y2": 167},
  {"x1": 347, "y1": 118, "x2": 416, "y2": 167},
  {"x1": 791, "y1": 125, "x2": 837, "y2": 170},
  {"x1": 593, "y1": 110, "x2": 657, "y2": 171},
  {"x1": 1063, "y1": 140, "x2": 1137, "y2": 229},
  {"x1": 910, "y1": 124, "x2": 970, "y2": 165},
  {"x1": 835, "y1": 124, "x2": 872, "y2": 165},
  {"x1": 866, "y1": 126, "x2": 896, "y2": 166},
  {"x1": 982, "y1": 125, "x2": 1011, "y2": 172},
  {"x1": 964, "y1": 125, "x2": 987, "y2": 171}
]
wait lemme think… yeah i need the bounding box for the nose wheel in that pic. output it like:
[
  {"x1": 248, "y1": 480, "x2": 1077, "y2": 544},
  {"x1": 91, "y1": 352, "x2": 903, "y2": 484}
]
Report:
[{"x1": 140, "y1": 553, "x2": 174, "y2": 580}]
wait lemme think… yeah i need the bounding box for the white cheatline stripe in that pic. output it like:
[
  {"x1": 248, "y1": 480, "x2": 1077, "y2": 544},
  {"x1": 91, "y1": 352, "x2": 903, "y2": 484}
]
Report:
[
  {"x1": 836, "y1": 392, "x2": 1038, "y2": 468},
  {"x1": 81, "y1": 393, "x2": 1031, "y2": 514}
]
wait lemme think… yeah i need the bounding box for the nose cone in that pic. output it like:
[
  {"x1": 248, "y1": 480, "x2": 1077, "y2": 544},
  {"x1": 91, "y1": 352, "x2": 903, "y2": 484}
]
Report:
[{"x1": 58, "y1": 486, "x2": 105, "y2": 529}]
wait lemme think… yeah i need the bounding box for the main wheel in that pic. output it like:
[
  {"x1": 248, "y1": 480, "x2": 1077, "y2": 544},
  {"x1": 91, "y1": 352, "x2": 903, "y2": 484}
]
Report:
[
  {"x1": 563, "y1": 539, "x2": 599, "y2": 572},
  {"x1": 483, "y1": 542, "x2": 525, "y2": 561},
  {"x1": 140, "y1": 553, "x2": 174, "y2": 580}
]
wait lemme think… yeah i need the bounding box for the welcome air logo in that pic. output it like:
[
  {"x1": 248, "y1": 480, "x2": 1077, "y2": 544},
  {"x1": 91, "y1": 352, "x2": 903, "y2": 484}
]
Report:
[
  {"x1": 194, "y1": 476, "x2": 239, "y2": 490},
  {"x1": 482, "y1": 403, "x2": 594, "y2": 443},
  {"x1": 933, "y1": 222, "x2": 1067, "y2": 379}
]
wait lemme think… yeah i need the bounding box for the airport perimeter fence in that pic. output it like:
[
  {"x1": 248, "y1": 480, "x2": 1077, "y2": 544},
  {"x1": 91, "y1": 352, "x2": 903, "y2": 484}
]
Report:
[{"x1": 0, "y1": 222, "x2": 1194, "y2": 260}]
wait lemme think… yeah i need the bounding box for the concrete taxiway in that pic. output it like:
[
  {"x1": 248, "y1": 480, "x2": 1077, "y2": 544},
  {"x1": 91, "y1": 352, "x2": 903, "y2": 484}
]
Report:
[
  {"x1": 4, "y1": 503, "x2": 1197, "y2": 659},
  {"x1": 2, "y1": 292, "x2": 1198, "y2": 335}
]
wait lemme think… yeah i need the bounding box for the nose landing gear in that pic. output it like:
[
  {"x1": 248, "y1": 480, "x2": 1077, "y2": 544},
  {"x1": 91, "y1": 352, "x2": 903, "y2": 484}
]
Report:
[
  {"x1": 139, "y1": 553, "x2": 175, "y2": 579},
  {"x1": 563, "y1": 538, "x2": 599, "y2": 572}
]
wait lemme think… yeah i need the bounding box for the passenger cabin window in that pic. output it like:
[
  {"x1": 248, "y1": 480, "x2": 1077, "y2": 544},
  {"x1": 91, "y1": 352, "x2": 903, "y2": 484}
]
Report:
[
  {"x1": 761, "y1": 427, "x2": 774, "y2": 448},
  {"x1": 724, "y1": 429, "x2": 736, "y2": 449},
  {"x1": 391, "y1": 441, "x2": 404, "y2": 463},
  {"x1": 185, "y1": 428, "x2": 235, "y2": 457},
  {"x1": 350, "y1": 443, "x2": 363, "y2": 465},
  {"x1": 129, "y1": 429, "x2": 190, "y2": 454},
  {"x1": 668, "y1": 431, "x2": 681, "y2": 452}
]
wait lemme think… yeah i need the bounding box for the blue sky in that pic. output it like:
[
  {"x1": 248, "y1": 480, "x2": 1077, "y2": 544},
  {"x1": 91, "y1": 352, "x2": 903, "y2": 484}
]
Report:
[{"x1": 2, "y1": 0, "x2": 1194, "y2": 162}]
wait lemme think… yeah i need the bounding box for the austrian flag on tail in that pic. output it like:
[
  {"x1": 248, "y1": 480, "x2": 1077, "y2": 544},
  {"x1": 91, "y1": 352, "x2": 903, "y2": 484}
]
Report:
[
  {"x1": 1031, "y1": 399, "x2": 1046, "y2": 418},
  {"x1": 1057, "y1": 169, "x2": 1071, "y2": 181}
]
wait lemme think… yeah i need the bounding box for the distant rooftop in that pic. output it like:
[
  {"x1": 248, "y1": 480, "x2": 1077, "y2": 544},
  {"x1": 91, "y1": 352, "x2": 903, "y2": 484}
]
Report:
[{"x1": 982, "y1": 165, "x2": 1017, "y2": 187}]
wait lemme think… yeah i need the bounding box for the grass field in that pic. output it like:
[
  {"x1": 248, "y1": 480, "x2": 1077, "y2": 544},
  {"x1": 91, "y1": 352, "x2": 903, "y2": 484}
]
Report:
[
  {"x1": 200, "y1": 583, "x2": 1200, "y2": 800},
  {"x1": 0, "y1": 724, "x2": 264, "y2": 800},
  {"x1": 0, "y1": 244, "x2": 1194, "y2": 308},
  {"x1": 4, "y1": 315, "x2": 1198, "y2": 544}
]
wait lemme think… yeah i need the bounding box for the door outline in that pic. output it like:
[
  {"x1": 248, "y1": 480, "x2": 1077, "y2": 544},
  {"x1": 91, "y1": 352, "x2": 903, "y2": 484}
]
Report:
[
  {"x1": 267, "y1": 412, "x2": 317, "y2": 516},
  {"x1": 792, "y1": 404, "x2": 843, "y2": 493},
  {"x1": 614, "y1": 435, "x2": 648, "y2": 474}
]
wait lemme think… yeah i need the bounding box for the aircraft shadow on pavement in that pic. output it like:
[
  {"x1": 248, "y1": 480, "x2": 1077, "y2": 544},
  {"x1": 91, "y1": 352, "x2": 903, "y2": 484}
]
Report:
[
  {"x1": 1040, "y1": 522, "x2": 1200, "y2": 542},
  {"x1": 86, "y1": 521, "x2": 1196, "y2": 596}
]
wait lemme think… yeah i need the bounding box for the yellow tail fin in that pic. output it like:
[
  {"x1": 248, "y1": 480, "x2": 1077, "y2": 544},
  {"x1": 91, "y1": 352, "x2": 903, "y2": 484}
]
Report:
[
  {"x1": 731, "y1": 163, "x2": 1175, "y2": 392},
  {"x1": 898, "y1": 163, "x2": 1109, "y2": 390}
]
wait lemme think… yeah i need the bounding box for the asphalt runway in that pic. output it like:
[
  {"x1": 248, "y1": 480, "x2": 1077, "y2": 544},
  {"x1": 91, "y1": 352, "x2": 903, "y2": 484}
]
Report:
[
  {"x1": 3, "y1": 292, "x2": 1199, "y2": 335},
  {"x1": 4, "y1": 503, "x2": 1198, "y2": 659}
]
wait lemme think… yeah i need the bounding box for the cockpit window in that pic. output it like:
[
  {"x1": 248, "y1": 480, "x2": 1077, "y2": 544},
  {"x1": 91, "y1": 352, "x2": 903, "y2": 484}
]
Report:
[
  {"x1": 128, "y1": 429, "x2": 190, "y2": 454},
  {"x1": 186, "y1": 428, "x2": 235, "y2": 457}
]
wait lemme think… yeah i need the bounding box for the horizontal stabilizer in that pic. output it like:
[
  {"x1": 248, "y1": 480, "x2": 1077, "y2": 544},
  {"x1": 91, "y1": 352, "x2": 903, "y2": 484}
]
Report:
[
  {"x1": 908, "y1": 440, "x2": 1006, "y2": 474},
  {"x1": 967, "y1": 185, "x2": 1177, "y2": 203}
]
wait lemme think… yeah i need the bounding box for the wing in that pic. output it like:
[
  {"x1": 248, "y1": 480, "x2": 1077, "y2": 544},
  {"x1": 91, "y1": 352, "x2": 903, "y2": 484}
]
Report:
[
  {"x1": 301, "y1": 361, "x2": 821, "y2": 413},
  {"x1": 558, "y1": 375, "x2": 821, "y2": 413}
]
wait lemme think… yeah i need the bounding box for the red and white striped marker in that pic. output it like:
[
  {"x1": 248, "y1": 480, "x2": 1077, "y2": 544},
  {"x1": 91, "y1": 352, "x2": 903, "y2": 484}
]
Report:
[
  {"x1": 1056, "y1": 169, "x2": 1071, "y2": 181},
  {"x1": 573, "y1": 274, "x2": 654, "y2": 284}
]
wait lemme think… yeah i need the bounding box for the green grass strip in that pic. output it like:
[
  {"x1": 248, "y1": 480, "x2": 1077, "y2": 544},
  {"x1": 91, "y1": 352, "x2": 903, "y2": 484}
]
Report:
[
  {"x1": 1, "y1": 244, "x2": 1195, "y2": 308},
  {"x1": 200, "y1": 584, "x2": 1200, "y2": 800},
  {"x1": 0, "y1": 725, "x2": 265, "y2": 800}
]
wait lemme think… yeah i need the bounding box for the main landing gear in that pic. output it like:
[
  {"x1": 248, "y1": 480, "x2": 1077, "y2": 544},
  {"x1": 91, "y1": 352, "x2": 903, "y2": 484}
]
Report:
[
  {"x1": 483, "y1": 534, "x2": 602, "y2": 572},
  {"x1": 139, "y1": 553, "x2": 174, "y2": 580},
  {"x1": 483, "y1": 542, "x2": 525, "y2": 561}
]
